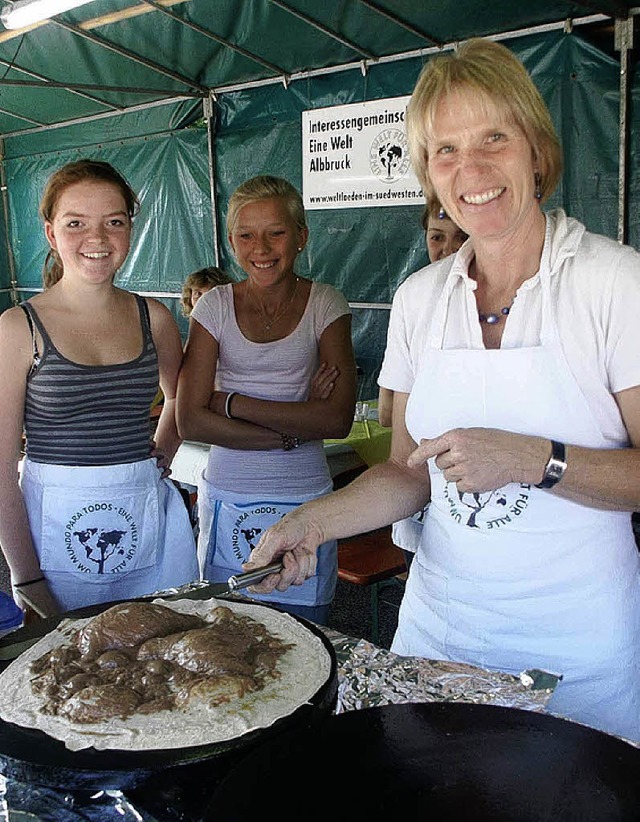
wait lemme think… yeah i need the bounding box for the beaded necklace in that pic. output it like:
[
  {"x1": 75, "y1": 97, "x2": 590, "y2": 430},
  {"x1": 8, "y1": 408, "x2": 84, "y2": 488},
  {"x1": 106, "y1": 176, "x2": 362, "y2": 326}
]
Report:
[{"x1": 478, "y1": 304, "x2": 512, "y2": 325}]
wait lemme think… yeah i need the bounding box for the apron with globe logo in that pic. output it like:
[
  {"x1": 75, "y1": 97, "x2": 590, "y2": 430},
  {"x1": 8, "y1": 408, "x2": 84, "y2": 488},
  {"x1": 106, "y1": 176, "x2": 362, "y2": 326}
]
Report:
[
  {"x1": 21, "y1": 457, "x2": 198, "y2": 611},
  {"x1": 397, "y1": 261, "x2": 640, "y2": 743}
]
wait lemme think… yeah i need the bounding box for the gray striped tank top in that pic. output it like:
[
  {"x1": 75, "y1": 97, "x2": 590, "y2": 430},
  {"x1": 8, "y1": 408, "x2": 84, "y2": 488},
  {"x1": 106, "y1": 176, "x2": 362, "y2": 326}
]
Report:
[{"x1": 22, "y1": 294, "x2": 159, "y2": 466}]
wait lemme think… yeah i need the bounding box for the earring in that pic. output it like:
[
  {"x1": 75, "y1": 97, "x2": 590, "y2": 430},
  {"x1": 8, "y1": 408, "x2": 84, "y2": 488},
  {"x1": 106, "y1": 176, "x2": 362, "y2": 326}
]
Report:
[
  {"x1": 534, "y1": 173, "x2": 542, "y2": 201},
  {"x1": 438, "y1": 206, "x2": 446, "y2": 219},
  {"x1": 297, "y1": 247, "x2": 303, "y2": 252}
]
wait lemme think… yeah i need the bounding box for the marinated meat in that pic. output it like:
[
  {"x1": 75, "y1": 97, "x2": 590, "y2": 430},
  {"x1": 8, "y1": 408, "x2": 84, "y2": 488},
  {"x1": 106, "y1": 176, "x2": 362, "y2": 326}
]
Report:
[
  {"x1": 75, "y1": 602, "x2": 205, "y2": 659},
  {"x1": 59, "y1": 684, "x2": 142, "y2": 723},
  {"x1": 30, "y1": 602, "x2": 294, "y2": 723},
  {"x1": 179, "y1": 675, "x2": 254, "y2": 706},
  {"x1": 138, "y1": 628, "x2": 256, "y2": 677}
]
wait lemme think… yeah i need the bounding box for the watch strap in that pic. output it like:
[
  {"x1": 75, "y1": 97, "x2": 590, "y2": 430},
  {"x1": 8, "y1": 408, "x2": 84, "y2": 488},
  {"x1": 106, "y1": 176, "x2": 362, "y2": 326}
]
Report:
[{"x1": 535, "y1": 440, "x2": 567, "y2": 489}]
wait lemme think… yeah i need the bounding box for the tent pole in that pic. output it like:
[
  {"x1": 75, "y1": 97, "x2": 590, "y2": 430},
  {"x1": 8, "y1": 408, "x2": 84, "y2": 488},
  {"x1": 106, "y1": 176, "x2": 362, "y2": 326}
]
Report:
[
  {"x1": 204, "y1": 92, "x2": 220, "y2": 267},
  {"x1": 614, "y1": 17, "x2": 633, "y2": 245},
  {"x1": 0, "y1": 141, "x2": 19, "y2": 306}
]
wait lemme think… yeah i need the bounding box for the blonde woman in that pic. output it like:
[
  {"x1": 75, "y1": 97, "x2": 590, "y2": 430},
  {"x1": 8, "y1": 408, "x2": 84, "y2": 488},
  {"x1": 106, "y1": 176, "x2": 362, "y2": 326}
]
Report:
[
  {"x1": 177, "y1": 175, "x2": 356, "y2": 624},
  {"x1": 246, "y1": 41, "x2": 640, "y2": 743}
]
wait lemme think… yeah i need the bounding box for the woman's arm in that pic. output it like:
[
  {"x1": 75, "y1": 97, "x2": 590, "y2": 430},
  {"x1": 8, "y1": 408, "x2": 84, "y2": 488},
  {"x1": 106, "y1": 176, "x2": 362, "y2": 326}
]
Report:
[
  {"x1": 176, "y1": 319, "x2": 283, "y2": 450},
  {"x1": 554, "y1": 384, "x2": 640, "y2": 510},
  {"x1": 407, "y1": 384, "x2": 640, "y2": 511},
  {"x1": 0, "y1": 308, "x2": 59, "y2": 617},
  {"x1": 146, "y1": 298, "x2": 186, "y2": 464},
  {"x1": 212, "y1": 314, "x2": 357, "y2": 440},
  {"x1": 243, "y1": 392, "x2": 429, "y2": 592}
]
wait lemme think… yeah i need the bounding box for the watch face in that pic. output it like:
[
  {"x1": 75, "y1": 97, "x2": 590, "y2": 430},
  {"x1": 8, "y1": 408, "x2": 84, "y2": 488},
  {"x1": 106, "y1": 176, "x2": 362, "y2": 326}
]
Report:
[
  {"x1": 536, "y1": 442, "x2": 567, "y2": 489},
  {"x1": 547, "y1": 458, "x2": 567, "y2": 480}
]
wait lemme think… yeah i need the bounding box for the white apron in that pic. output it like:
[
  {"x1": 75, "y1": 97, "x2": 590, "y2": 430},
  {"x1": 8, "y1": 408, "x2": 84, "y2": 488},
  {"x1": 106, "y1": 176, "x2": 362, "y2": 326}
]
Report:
[
  {"x1": 391, "y1": 507, "x2": 428, "y2": 553},
  {"x1": 198, "y1": 476, "x2": 337, "y2": 607},
  {"x1": 21, "y1": 458, "x2": 199, "y2": 612},
  {"x1": 399, "y1": 264, "x2": 640, "y2": 743}
]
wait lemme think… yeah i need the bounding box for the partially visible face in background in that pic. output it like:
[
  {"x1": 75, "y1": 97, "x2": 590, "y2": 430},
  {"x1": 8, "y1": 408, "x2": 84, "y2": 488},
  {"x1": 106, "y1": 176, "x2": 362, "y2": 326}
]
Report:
[
  {"x1": 190, "y1": 285, "x2": 212, "y2": 309},
  {"x1": 425, "y1": 215, "x2": 468, "y2": 262}
]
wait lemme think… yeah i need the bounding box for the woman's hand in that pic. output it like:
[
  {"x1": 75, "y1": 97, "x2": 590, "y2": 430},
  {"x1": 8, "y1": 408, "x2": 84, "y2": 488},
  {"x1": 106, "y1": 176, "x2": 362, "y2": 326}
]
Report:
[
  {"x1": 407, "y1": 427, "x2": 547, "y2": 493},
  {"x1": 150, "y1": 440, "x2": 172, "y2": 479},
  {"x1": 13, "y1": 579, "x2": 60, "y2": 620},
  {"x1": 310, "y1": 363, "x2": 339, "y2": 400},
  {"x1": 242, "y1": 510, "x2": 325, "y2": 593}
]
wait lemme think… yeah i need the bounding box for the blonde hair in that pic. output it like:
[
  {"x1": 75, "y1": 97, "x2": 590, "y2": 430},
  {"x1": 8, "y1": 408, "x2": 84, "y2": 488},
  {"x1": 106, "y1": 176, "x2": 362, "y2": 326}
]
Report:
[
  {"x1": 39, "y1": 159, "x2": 139, "y2": 289},
  {"x1": 226, "y1": 175, "x2": 306, "y2": 235},
  {"x1": 180, "y1": 266, "x2": 231, "y2": 316},
  {"x1": 407, "y1": 39, "x2": 562, "y2": 205}
]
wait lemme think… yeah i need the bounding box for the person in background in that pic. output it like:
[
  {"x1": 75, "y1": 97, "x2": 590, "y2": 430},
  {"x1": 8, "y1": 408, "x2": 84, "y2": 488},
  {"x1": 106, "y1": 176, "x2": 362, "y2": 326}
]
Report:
[
  {"x1": 378, "y1": 200, "x2": 468, "y2": 568},
  {"x1": 176, "y1": 175, "x2": 356, "y2": 625},
  {"x1": 181, "y1": 266, "x2": 231, "y2": 317},
  {"x1": 0, "y1": 159, "x2": 198, "y2": 618},
  {"x1": 242, "y1": 40, "x2": 640, "y2": 743},
  {"x1": 152, "y1": 266, "x2": 231, "y2": 416},
  {"x1": 422, "y1": 198, "x2": 469, "y2": 264}
]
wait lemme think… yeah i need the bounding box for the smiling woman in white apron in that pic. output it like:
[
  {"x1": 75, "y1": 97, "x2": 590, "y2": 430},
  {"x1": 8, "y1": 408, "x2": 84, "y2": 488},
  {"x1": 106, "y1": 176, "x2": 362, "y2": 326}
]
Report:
[
  {"x1": 0, "y1": 160, "x2": 198, "y2": 617},
  {"x1": 242, "y1": 41, "x2": 640, "y2": 744},
  {"x1": 176, "y1": 176, "x2": 356, "y2": 625}
]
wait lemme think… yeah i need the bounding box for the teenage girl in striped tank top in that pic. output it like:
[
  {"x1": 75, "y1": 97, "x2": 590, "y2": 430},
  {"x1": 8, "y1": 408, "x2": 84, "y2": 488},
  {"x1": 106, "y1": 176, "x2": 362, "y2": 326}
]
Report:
[{"x1": 0, "y1": 160, "x2": 198, "y2": 618}]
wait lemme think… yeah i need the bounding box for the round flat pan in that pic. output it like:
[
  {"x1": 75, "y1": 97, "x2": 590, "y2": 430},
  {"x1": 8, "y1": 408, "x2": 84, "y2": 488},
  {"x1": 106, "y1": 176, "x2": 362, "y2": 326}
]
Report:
[
  {"x1": 208, "y1": 702, "x2": 640, "y2": 822},
  {"x1": 0, "y1": 604, "x2": 337, "y2": 791}
]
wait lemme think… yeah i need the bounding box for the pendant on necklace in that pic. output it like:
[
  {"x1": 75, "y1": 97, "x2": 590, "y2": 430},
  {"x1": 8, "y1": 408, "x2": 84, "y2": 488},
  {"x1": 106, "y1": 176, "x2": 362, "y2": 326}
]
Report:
[
  {"x1": 479, "y1": 305, "x2": 511, "y2": 325},
  {"x1": 251, "y1": 276, "x2": 299, "y2": 334}
]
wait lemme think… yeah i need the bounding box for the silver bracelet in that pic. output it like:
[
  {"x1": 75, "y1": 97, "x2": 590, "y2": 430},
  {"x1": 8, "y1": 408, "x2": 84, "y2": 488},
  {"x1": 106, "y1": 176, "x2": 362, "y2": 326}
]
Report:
[
  {"x1": 281, "y1": 433, "x2": 301, "y2": 451},
  {"x1": 225, "y1": 391, "x2": 237, "y2": 419}
]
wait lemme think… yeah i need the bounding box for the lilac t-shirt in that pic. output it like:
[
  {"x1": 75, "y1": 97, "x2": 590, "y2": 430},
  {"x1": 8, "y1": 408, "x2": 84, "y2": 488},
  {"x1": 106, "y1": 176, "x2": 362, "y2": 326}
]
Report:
[{"x1": 191, "y1": 281, "x2": 350, "y2": 495}]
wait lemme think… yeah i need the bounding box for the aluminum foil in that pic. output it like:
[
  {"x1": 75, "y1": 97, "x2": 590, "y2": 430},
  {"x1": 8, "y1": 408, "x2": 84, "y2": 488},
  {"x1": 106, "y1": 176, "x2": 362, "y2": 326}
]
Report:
[{"x1": 328, "y1": 633, "x2": 558, "y2": 715}]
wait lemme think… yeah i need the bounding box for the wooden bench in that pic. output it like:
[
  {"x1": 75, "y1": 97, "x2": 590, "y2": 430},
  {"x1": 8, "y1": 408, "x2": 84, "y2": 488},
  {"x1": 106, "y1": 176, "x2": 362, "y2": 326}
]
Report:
[{"x1": 337, "y1": 526, "x2": 406, "y2": 644}]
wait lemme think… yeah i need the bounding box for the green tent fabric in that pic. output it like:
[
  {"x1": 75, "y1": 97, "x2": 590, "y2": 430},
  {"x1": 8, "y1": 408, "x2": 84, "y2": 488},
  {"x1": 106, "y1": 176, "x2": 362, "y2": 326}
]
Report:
[{"x1": 0, "y1": 2, "x2": 636, "y2": 394}]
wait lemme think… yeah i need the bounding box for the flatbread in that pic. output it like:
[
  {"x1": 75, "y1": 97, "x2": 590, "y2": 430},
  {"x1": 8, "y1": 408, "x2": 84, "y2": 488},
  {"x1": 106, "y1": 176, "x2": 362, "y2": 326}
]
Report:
[{"x1": 0, "y1": 598, "x2": 332, "y2": 752}]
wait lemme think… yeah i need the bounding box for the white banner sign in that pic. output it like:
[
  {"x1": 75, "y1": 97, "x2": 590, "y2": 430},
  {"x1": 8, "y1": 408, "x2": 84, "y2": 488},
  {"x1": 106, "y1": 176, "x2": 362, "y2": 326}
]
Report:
[{"x1": 302, "y1": 96, "x2": 423, "y2": 210}]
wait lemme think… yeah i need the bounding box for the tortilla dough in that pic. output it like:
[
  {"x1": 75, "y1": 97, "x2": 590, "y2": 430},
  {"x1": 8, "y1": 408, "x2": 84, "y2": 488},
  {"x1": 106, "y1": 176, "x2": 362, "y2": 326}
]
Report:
[{"x1": 0, "y1": 598, "x2": 332, "y2": 752}]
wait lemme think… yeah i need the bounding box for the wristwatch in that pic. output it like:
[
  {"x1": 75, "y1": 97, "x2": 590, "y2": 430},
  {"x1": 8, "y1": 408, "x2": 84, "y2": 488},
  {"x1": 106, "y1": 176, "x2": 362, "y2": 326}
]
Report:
[{"x1": 535, "y1": 440, "x2": 567, "y2": 489}]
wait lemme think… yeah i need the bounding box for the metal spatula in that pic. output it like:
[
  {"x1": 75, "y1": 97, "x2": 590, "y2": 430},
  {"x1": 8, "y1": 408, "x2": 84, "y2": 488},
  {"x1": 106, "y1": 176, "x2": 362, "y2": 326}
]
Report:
[{"x1": 204, "y1": 562, "x2": 284, "y2": 598}]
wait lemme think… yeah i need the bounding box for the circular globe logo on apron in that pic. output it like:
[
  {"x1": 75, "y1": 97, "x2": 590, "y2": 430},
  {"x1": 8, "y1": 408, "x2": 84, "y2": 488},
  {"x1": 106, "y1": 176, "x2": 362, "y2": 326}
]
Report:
[
  {"x1": 65, "y1": 503, "x2": 139, "y2": 574},
  {"x1": 443, "y1": 482, "x2": 531, "y2": 530}
]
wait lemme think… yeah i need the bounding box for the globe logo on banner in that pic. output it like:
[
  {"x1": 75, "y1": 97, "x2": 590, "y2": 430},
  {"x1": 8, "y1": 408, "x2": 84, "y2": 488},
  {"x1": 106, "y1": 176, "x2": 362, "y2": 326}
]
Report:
[
  {"x1": 369, "y1": 128, "x2": 411, "y2": 183},
  {"x1": 302, "y1": 96, "x2": 423, "y2": 209}
]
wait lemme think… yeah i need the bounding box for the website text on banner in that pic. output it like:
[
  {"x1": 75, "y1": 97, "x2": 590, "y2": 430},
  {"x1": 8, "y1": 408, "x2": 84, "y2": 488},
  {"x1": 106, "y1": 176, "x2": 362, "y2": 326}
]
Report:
[{"x1": 302, "y1": 97, "x2": 423, "y2": 210}]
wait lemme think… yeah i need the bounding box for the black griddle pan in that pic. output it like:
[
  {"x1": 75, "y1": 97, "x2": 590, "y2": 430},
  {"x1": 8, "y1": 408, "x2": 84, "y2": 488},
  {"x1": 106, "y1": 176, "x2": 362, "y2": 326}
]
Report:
[{"x1": 208, "y1": 701, "x2": 640, "y2": 822}]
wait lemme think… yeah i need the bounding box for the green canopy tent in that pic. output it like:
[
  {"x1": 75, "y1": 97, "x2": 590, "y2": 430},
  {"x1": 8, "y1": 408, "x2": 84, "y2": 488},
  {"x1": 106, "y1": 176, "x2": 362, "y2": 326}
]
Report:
[{"x1": 0, "y1": 0, "x2": 637, "y2": 396}]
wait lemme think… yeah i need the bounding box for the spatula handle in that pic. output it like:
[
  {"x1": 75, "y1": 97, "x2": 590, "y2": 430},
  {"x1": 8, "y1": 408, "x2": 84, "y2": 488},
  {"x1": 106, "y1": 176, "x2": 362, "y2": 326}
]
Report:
[{"x1": 227, "y1": 562, "x2": 284, "y2": 591}]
